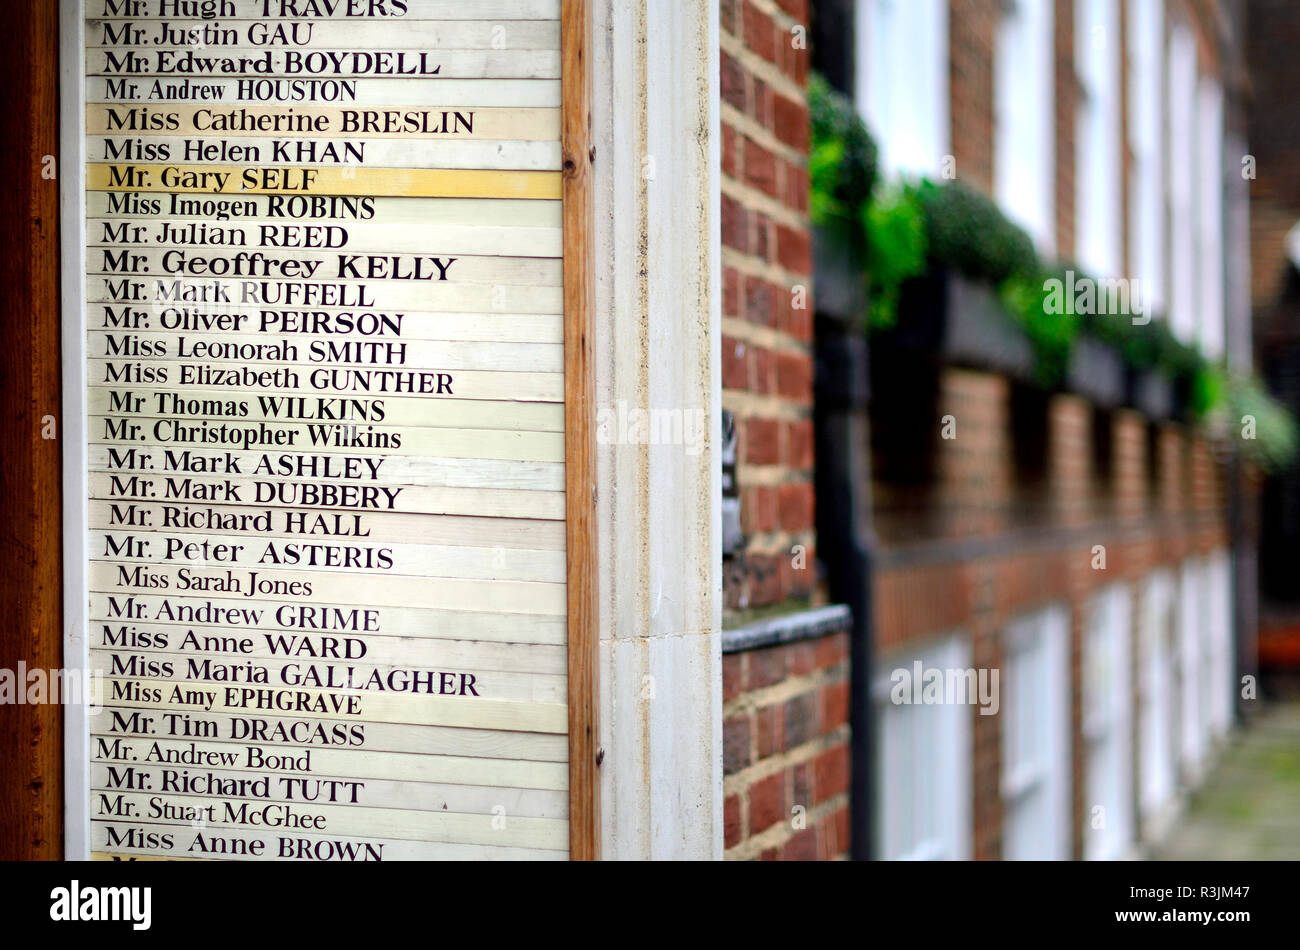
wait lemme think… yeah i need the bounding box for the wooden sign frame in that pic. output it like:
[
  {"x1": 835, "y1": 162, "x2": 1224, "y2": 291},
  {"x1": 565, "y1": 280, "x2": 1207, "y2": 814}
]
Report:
[
  {"x1": 59, "y1": 0, "x2": 599, "y2": 861},
  {"x1": 560, "y1": 0, "x2": 600, "y2": 861}
]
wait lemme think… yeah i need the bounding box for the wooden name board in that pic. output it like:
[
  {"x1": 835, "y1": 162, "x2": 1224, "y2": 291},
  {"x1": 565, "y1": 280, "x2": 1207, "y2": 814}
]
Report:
[{"x1": 64, "y1": 0, "x2": 596, "y2": 861}]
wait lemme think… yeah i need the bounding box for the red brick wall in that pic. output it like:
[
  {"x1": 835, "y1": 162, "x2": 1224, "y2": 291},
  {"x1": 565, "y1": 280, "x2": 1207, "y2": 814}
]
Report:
[
  {"x1": 720, "y1": 0, "x2": 817, "y2": 613},
  {"x1": 723, "y1": 631, "x2": 851, "y2": 859},
  {"x1": 720, "y1": 0, "x2": 851, "y2": 863},
  {"x1": 1246, "y1": 0, "x2": 1300, "y2": 311},
  {"x1": 1055, "y1": 0, "x2": 1077, "y2": 260},
  {"x1": 949, "y1": 0, "x2": 996, "y2": 191}
]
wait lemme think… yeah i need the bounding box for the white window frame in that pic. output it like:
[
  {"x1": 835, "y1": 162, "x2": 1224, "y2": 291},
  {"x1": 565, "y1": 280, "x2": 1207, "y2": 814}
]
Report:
[
  {"x1": 1082, "y1": 584, "x2": 1134, "y2": 860},
  {"x1": 1197, "y1": 77, "x2": 1226, "y2": 359},
  {"x1": 1126, "y1": 0, "x2": 1166, "y2": 315},
  {"x1": 995, "y1": 0, "x2": 1055, "y2": 255},
  {"x1": 874, "y1": 633, "x2": 973, "y2": 861},
  {"x1": 1225, "y1": 129, "x2": 1252, "y2": 372},
  {"x1": 857, "y1": 0, "x2": 950, "y2": 180},
  {"x1": 1178, "y1": 559, "x2": 1207, "y2": 778},
  {"x1": 1001, "y1": 605, "x2": 1071, "y2": 861},
  {"x1": 1203, "y1": 550, "x2": 1234, "y2": 739},
  {"x1": 59, "y1": 0, "x2": 92, "y2": 860},
  {"x1": 1075, "y1": 0, "x2": 1123, "y2": 279},
  {"x1": 1138, "y1": 570, "x2": 1178, "y2": 825},
  {"x1": 1167, "y1": 21, "x2": 1199, "y2": 343}
]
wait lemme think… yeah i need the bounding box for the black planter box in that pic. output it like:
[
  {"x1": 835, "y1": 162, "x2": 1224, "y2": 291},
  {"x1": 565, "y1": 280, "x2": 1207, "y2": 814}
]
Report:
[
  {"x1": 1172, "y1": 374, "x2": 1194, "y2": 423},
  {"x1": 889, "y1": 269, "x2": 1035, "y2": 381},
  {"x1": 812, "y1": 227, "x2": 868, "y2": 324},
  {"x1": 1125, "y1": 366, "x2": 1175, "y2": 420},
  {"x1": 1067, "y1": 337, "x2": 1126, "y2": 408}
]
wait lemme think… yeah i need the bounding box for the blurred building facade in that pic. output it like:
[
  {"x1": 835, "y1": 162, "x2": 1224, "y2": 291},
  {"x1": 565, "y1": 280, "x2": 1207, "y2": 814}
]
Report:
[
  {"x1": 1248, "y1": 0, "x2": 1300, "y2": 680},
  {"x1": 722, "y1": 0, "x2": 1256, "y2": 860}
]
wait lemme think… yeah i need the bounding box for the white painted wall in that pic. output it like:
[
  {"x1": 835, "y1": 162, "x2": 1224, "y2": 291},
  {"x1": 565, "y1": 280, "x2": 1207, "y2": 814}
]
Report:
[{"x1": 590, "y1": 0, "x2": 723, "y2": 859}]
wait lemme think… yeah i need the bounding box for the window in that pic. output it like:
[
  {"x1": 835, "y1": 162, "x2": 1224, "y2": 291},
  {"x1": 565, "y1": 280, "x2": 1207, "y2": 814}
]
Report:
[
  {"x1": 857, "y1": 0, "x2": 950, "y2": 179},
  {"x1": 1225, "y1": 128, "x2": 1252, "y2": 369},
  {"x1": 1002, "y1": 606, "x2": 1071, "y2": 860},
  {"x1": 1138, "y1": 570, "x2": 1178, "y2": 825},
  {"x1": 875, "y1": 634, "x2": 972, "y2": 860},
  {"x1": 1075, "y1": 0, "x2": 1123, "y2": 278},
  {"x1": 1197, "y1": 77, "x2": 1226, "y2": 359},
  {"x1": 1167, "y1": 22, "x2": 1198, "y2": 343},
  {"x1": 1203, "y1": 550, "x2": 1234, "y2": 738},
  {"x1": 995, "y1": 0, "x2": 1055, "y2": 254},
  {"x1": 811, "y1": 0, "x2": 858, "y2": 96},
  {"x1": 1178, "y1": 559, "x2": 1207, "y2": 778},
  {"x1": 1126, "y1": 0, "x2": 1165, "y2": 314},
  {"x1": 1082, "y1": 584, "x2": 1134, "y2": 860}
]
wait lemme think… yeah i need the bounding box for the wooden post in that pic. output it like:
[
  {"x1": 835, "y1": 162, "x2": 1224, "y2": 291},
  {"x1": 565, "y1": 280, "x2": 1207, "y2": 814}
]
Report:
[
  {"x1": 0, "y1": 0, "x2": 63, "y2": 861},
  {"x1": 562, "y1": 0, "x2": 600, "y2": 861}
]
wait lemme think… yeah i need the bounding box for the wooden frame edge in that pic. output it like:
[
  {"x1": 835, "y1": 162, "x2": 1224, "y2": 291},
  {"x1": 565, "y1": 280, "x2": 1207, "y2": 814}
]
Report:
[
  {"x1": 0, "y1": 0, "x2": 63, "y2": 861},
  {"x1": 59, "y1": 0, "x2": 92, "y2": 861},
  {"x1": 562, "y1": 0, "x2": 600, "y2": 861}
]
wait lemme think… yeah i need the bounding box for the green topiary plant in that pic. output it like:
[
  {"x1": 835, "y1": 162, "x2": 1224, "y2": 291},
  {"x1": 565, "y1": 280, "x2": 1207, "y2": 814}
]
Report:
[
  {"x1": 999, "y1": 265, "x2": 1081, "y2": 387},
  {"x1": 1188, "y1": 362, "x2": 1228, "y2": 420},
  {"x1": 860, "y1": 184, "x2": 928, "y2": 329},
  {"x1": 1225, "y1": 374, "x2": 1300, "y2": 472},
  {"x1": 804, "y1": 72, "x2": 1298, "y2": 460},
  {"x1": 808, "y1": 75, "x2": 878, "y2": 265},
  {"x1": 915, "y1": 179, "x2": 1039, "y2": 286},
  {"x1": 1086, "y1": 306, "x2": 1159, "y2": 370}
]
